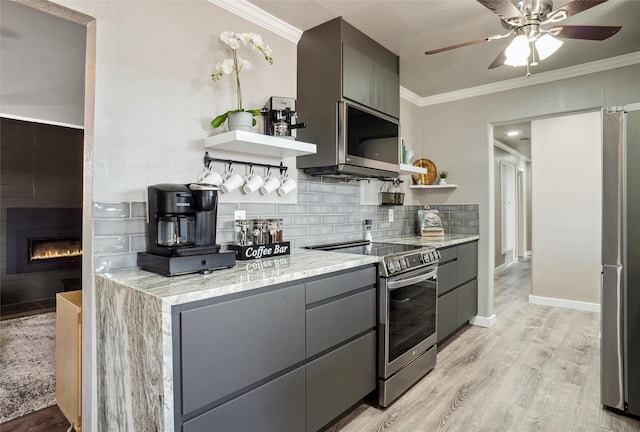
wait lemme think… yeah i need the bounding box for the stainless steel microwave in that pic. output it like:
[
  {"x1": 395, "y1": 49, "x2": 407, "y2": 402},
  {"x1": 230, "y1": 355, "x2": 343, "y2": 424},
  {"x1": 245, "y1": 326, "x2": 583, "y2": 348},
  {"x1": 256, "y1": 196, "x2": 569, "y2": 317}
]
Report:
[{"x1": 297, "y1": 101, "x2": 400, "y2": 179}]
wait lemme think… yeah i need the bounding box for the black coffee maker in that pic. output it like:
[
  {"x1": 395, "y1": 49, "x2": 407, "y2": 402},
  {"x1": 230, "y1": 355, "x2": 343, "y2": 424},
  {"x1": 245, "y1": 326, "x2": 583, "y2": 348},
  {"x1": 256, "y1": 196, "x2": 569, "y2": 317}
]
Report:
[{"x1": 137, "y1": 183, "x2": 235, "y2": 276}]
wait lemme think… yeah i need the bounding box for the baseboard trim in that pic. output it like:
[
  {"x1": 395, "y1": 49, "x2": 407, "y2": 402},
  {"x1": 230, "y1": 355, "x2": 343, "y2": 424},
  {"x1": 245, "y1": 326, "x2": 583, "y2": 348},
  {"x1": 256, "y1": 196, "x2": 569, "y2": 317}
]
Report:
[
  {"x1": 528, "y1": 295, "x2": 600, "y2": 312},
  {"x1": 470, "y1": 314, "x2": 496, "y2": 328}
]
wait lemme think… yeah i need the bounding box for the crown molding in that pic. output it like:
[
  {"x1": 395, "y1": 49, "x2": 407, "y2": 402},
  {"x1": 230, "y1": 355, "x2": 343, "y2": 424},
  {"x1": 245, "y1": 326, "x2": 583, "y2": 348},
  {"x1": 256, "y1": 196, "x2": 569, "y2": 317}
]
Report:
[
  {"x1": 412, "y1": 51, "x2": 640, "y2": 107},
  {"x1": 207, "y1": 0, "x2": 302, "y2": 44},
  {"x1": 400, "y1": 86, "x2": 422, "y2": 106}
]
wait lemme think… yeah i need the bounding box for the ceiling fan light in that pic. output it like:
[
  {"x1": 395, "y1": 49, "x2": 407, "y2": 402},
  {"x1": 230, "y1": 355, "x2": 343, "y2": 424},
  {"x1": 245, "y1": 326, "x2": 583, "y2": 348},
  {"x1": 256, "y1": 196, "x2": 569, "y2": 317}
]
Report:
[
  {"x1": 535, "y1": 34, "x2": 563, "y2": 60},
  {"x1": 504, "y1": 35, "x2": 531, "y2": 67}
]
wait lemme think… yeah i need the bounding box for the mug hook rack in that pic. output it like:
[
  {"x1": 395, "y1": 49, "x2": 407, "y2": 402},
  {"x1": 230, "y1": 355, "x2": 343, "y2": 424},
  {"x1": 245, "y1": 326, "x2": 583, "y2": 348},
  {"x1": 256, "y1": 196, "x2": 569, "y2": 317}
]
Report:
[{"x1": 203, "y1": 152, "x2": 288, "y2": 176}]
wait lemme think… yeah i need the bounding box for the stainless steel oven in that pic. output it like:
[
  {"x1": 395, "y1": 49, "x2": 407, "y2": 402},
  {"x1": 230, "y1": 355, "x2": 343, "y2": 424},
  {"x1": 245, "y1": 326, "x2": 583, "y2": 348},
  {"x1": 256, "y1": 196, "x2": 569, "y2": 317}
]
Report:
[{"x1": 305, "y1": 241, "x2": 440, "y2": 407}]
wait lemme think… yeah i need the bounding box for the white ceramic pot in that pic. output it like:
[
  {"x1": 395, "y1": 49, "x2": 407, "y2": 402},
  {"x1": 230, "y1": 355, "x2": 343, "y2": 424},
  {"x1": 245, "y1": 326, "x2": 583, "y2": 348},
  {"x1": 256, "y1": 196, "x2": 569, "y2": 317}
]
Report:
[
  {"x1": 227, "y1": 111, "x2": 253, "y2": 132},
  {"x1": 439, "y1": 178, "x2": 447, "y2": 185}
]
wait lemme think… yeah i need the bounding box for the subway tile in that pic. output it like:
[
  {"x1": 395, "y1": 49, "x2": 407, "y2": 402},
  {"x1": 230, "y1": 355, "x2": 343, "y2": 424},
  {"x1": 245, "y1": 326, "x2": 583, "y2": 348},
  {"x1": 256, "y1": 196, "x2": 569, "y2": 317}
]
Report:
[
  {"x1": 283, "y1": 226, "x2": 309, "y2": 238},
  {"x1": 277, "y1": 204, "x2": 309, "y2": 214},
  {"x1": 308, "y1": 182, "x2": 335, "y2": 194},
  {"x1": 322, "y1": 194, "x2": 346, "y2": 204},
  {"x1": 333, "y1": 204, "x2": 359, "y2": 214},
  {"x1": 218, "y1": 203, "x2": 238, "y2": 215},
  {"x1": 297, "y1": 192, "x2": 322, "y2": 204},
  {"x1": 94, "y1": 236, "x2": 129, "y2": 254},
  {"x1": 293, "y1": 215, "x2": 322, "y2": 226},
  {"x1": 309, "y1": 225, "x2": 334, "y2": 236},
  {"x1": 217, "y1": 230, "x2": 236, "y2": 244},
  {"x1": 334, "y1": 223, "x2": 360, "y2": 234},
  {"x1": 130, "y1": 234, "x2": 148, "y2": 252},
  {"x1": 322, "y1": 215, "x2": 347, "y2": 224},
  {"x1": 442, "y1": 220, "x2": 463, "y2": 226},
  {"x1": 359, "y1": 205, "x2": 379, "y2": 213},
  {"x1": 321, "y1": 234, "x2": 351, "y2": 244},
  {"x1": 449, "y1": 211, "x2": 479, "y2": 220},
  {"x1": 292, "y1": 237, "x2": 318, "y2": 249},
  {"x1": 308, "y1": 204, "x2": 334, "y2": 214},
  {"x1": 464, "y1": 204, "x2": 479, "y2": 211},
  {"x1": 94, "y1": 202, "x2": 130, "y2": 218},
  {"x1": 450, "y1": 226, "x2": 480, "y2": 235},
  {"x1": 296, "y1": 180, "x2": 310, "y2": 193},
  {"x1": 464, "y1": 220, "x2": 480, "y2": 227},
  {"x1": 94, "y1": 219, "x2": 146, "y2": 236},
  {"x1": 131, "y1": 202, "x2": 147, "y2": 218},
  {"x1": 435, "y1": 204, "x2": 464, "y2": 212},
  {"x1": 345, "y1": 195, "x2": 360, "y2": 204},
  {"x1": 94, "y1": 252, "x2": 138, "y2": 272}
]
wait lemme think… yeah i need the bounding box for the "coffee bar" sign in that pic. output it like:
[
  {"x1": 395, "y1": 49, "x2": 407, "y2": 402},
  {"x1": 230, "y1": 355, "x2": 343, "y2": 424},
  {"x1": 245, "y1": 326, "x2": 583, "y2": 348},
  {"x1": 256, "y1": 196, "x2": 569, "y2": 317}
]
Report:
[{"x1": 228, "y1": 242, "x2": 291, "y2": 261}]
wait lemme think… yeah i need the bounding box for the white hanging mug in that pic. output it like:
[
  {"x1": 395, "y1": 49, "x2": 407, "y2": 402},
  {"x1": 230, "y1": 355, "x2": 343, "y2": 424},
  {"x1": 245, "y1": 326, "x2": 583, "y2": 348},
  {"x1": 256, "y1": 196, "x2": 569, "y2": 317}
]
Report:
[
  {"x1": 197, "y1": 166, "x2": 223, "y2": 186},
  {"x1": 277, "y1": 175, "x2": 297, "y2": 196},
  {"x1": 221, "y1": 169, "x2": 244, "y2": 194},
  {"x1": 260, "y1": 173, "x2": 281, "y2": 195},
  {"x1": 243, "y1": 171, "x2": 264, "y2": 194}
]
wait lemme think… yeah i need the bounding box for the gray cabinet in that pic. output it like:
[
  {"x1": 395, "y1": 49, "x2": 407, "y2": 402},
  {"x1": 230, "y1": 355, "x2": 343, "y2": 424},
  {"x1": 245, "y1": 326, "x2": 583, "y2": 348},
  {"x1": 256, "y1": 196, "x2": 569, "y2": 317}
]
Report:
[
  {"x1": 297, "y1": 17, "x2": 400, "y2": 158},
  {"x1": 173, "y1": 265, "x2": 377, "y2": 432},
  {"x1": 437, "y1": 241, "x2": 478, "y2": 343},
  {"x1": 305, "y1": 266, "x2": 377, "y2": 432}
]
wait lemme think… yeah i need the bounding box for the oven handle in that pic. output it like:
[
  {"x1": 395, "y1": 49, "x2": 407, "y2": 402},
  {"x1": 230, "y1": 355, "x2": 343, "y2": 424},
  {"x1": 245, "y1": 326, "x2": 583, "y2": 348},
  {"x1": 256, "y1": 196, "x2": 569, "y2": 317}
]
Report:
[{"x1": 387, "y1": 268, "x2": 437, "y2": 291}]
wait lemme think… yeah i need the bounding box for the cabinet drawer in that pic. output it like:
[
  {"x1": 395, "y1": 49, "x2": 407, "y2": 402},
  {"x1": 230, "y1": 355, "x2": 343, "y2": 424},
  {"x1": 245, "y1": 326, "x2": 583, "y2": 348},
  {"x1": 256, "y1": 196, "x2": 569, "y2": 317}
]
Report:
[
  {"x1": 180, "y1": 284, "x2": 305, "y2": 415},
  {"x1": 458, "y1": 279, "x2": 478, "y2": 324},
  {"x1": 306, "y1": 331, "x2": 376, "y2": 432},
  {"x1": 437, "y1": 261, "x2": 458, "y2": 296},
  {"x1": 457, "y1": 241, "x2": 478, "y2": 285},
  {"x1": 437, "y1": 289, "x2": 458, "y2": 344},
  {"x1": 183, "y1": 367, "x2": 305, "y2": 432},
  {"x1": 306, "y1": 266, "x2": 376, "y2": 304},
  {"x1": 306, "y1": 288, "x2": 375, "y2": 357},
  {"x1": 439, "y1": 246, "x2": 457, "y2": 263}
]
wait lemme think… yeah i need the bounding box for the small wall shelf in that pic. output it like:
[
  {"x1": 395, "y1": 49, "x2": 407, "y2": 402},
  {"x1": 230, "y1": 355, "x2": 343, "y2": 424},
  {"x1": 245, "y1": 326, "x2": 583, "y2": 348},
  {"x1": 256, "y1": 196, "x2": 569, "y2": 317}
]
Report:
[
  {"x1": 409, "y1": 184, "x2": 458, "y2": 189},
  {"x1": 399, "y1": 163, "x2": 427, "y2": 174},
  {"x1": 204, "y1": 130, "x2": 316, "y2": 159}
]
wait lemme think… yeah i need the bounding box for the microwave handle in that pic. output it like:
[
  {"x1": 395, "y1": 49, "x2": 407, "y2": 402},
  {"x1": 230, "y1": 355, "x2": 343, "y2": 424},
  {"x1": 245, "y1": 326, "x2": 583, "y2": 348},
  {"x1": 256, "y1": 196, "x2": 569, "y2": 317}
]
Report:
[{"x1": 387, "y1": 269, "x2": 437, "y2": 291}]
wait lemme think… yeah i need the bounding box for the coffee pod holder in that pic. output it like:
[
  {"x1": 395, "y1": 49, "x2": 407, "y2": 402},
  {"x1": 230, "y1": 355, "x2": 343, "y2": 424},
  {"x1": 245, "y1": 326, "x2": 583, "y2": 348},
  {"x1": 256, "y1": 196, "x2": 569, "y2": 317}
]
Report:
[{"x1": 228, "y1": 218, "x2": 290, "y2": 260}]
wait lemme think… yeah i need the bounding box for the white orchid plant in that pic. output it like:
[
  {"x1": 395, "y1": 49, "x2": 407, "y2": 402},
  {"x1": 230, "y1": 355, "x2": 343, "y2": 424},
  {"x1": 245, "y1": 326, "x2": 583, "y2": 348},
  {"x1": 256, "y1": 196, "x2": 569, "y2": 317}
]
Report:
[{"x1": 211, "y1": 31, "x2": 274, "y2": 129}]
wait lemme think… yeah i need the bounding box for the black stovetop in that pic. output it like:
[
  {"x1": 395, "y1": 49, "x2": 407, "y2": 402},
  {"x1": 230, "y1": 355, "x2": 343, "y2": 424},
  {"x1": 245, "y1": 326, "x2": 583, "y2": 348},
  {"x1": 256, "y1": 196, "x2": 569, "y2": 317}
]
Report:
[{"x1": 305, "y1": 240, "x2": 426, "y2": 257}]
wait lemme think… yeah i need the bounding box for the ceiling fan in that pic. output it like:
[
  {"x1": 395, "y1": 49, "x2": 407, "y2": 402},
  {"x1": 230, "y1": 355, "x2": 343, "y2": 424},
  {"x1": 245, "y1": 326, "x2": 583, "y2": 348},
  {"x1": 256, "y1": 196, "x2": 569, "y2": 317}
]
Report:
[{"x1": 425, "y1": 0, "x2": 622, "y2": 72}]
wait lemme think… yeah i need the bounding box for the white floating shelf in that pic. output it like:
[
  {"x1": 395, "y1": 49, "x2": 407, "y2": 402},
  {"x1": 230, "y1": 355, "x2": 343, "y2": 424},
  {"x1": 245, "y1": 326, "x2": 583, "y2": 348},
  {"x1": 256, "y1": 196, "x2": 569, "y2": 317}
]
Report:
[
  {"x1": 204, "y1": 130, "x2": 316, "y2": 159},
  {"x1": 409, "y1": 184, "x2": 458, "y2": 189},
  {"x1": 399, "y1": 163, "x2": 427, "y2": 174}
]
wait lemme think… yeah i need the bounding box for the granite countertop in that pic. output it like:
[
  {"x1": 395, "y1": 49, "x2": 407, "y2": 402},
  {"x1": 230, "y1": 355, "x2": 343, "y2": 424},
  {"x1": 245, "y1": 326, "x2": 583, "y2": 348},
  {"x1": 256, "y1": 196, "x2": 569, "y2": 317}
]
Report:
[
  {"x1": 384, "y1": 234, "x2": 479, "y2": 249},
  {"x1": 97, "y1": 234, "x2": 478, "y2": 306},
  {"x1": 97, "y1": 248, "x2": 380, "y2": 306}
]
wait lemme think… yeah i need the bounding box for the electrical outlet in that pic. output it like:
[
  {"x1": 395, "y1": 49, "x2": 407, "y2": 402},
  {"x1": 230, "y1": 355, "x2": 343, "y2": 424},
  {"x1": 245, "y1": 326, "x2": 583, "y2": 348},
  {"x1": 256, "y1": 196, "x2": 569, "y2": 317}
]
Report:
[
  {"x1": 234, "y1": 210, "x2": 246, "y2": 221},
  {"x1": 388, "y1": 208, "x2": 394, "y2": 222}
]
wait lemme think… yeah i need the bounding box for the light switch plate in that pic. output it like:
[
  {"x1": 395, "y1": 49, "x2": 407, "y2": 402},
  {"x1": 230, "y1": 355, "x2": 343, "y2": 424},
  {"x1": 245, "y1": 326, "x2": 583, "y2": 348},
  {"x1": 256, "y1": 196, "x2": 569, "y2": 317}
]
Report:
[
  {"x1": 388, "y1": 208, "x2": 394, "y2": 222},
  {"x1": 234, "y1": 210, "x2": 246, "y2": 221}
]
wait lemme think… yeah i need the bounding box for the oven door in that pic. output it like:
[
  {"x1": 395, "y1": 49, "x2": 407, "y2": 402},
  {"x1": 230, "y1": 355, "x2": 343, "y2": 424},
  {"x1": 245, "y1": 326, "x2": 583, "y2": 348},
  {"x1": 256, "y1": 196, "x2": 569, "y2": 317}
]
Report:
[{"x1": 380, "y1": 266, "x2": 437, "y2": 379}]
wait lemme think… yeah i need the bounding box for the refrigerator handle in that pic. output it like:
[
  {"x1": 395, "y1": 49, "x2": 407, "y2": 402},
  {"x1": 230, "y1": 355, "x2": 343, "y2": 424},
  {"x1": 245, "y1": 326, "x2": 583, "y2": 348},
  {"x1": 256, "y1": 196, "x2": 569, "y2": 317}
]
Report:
[{"x1": 601, "y1": 265, "x2": 625, "y2": 410}]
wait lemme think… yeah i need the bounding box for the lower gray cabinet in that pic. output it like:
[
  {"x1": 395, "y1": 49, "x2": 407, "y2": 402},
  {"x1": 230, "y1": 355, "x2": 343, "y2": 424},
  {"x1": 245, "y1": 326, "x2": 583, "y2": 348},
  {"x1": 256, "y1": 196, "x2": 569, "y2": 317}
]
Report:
[
  {"x1": 437, "y1": 241, "x2": 478, "y2": 344},
  {"x1": 306, "y1": 331, "x2": 376, "y2": 432},
  {"x1": 183, "y1": 367, "x2": 305, "y2": 432},
  {"x1": 174, "y1": 265, "x2": 377, "y2": 432}
]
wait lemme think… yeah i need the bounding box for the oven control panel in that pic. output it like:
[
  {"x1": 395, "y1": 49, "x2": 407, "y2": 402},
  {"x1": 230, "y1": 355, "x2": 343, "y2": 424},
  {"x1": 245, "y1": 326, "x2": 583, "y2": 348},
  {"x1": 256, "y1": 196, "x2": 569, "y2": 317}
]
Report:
[{"x1": 383, "y1": 249, "x2": 440, "y2": 276}]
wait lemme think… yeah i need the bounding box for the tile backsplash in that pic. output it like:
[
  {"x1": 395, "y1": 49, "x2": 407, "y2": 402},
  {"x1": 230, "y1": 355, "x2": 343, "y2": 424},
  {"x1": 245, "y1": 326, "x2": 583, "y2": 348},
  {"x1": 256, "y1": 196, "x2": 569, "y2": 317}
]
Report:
[{"x1": 93, "y1": 177, "x2": 479, "y2": 272}]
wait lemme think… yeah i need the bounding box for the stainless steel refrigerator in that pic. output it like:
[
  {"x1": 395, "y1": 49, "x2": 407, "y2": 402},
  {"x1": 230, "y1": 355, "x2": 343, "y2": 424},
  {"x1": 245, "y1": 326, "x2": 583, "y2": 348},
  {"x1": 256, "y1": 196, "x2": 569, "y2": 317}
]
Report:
[{"x1": 602, "y1": 103, "x2": 640, "y2": 417}]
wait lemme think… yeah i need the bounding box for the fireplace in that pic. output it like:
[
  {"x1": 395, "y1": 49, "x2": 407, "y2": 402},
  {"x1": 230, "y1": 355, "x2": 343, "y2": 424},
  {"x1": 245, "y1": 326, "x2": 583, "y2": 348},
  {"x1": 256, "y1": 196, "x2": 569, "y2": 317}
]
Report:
[{"x1": 6, "y1": 208, "x2": 82, "y2": 274}]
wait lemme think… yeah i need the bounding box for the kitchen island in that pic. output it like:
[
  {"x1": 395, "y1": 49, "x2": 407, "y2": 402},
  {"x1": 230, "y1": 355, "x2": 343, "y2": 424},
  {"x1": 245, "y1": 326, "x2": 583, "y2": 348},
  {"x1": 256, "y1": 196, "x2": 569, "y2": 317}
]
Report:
[
  {"x1": 95, "y1": 234, "x2": 478, "y2": 431},
  {"x1": 96, "y1": 248, "x2": 380, "y2": 432}
]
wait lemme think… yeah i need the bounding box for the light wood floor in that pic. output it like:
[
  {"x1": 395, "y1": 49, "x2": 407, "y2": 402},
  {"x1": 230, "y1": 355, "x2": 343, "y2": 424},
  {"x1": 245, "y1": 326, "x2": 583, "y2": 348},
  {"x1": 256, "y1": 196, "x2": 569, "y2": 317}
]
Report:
[{"x1": 330, "y1": 259, "x2": 640, "y2": 432}]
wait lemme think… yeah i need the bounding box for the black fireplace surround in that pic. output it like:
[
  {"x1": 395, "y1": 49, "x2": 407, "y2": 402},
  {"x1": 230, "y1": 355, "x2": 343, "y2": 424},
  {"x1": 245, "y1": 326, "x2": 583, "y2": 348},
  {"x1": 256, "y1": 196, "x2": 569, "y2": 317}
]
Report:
[{"x1": 6, "y1": 208, "x2": 82, "y2": 274}]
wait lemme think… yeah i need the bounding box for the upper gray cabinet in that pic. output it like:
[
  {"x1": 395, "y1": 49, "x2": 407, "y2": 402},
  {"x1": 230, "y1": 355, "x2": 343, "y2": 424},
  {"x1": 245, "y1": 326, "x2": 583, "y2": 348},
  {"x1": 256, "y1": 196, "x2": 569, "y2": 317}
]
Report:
[{"x1": 298, "y1": 17, "x2": 400, "y2": 120}]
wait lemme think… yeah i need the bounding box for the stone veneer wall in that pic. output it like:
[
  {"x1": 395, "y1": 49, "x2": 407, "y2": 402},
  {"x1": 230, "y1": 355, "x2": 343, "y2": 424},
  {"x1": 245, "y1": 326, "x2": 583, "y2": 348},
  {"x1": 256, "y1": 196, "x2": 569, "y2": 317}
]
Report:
[{"x1": 93, "y1": 176, "x2": 479, "y2": 272}]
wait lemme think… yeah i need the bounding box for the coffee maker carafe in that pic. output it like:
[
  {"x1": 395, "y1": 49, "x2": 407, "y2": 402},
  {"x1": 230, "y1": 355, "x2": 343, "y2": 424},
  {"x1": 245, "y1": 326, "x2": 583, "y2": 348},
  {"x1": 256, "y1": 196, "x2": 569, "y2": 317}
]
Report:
[
  {"x1": 138, "y1": 183, "x2": 235, "y2": 276},
  {"x1": 263, "y1": 96, "x2": 306, "y2": 139}
]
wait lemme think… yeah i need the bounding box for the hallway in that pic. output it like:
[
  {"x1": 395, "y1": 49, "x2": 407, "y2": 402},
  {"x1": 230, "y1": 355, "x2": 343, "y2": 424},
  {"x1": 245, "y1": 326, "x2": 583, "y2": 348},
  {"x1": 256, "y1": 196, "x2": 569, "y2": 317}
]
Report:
[{"x1": 333, "y1": 259, "x2": 640, "y2": 431}]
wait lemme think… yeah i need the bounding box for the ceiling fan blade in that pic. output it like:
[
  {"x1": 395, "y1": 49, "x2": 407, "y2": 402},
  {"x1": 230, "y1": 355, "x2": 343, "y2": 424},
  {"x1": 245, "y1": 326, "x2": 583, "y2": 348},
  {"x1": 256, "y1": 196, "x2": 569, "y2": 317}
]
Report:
[
  {"x1": 551, "y1": 0, "x2": 610, "y2": 19},
  {"x1": 550, "y1": 25, "x2": 622, "y2": 40},
  {"x1": 488, "y1": 48, "x2": 507, "y2": 69},
  {"x1": 425, "y1": 36, "x2": 496, "y2": 55},
  {"x1": 476, "y1": 0, "x2": 524, "y2": 22}
]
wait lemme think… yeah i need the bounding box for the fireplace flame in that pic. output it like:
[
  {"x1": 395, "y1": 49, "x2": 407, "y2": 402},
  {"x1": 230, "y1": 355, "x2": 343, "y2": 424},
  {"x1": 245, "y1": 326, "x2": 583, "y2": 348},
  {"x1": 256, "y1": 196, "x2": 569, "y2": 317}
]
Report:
[{"x1": 32, "y1": 248, "x2": 82, "y2": 260}]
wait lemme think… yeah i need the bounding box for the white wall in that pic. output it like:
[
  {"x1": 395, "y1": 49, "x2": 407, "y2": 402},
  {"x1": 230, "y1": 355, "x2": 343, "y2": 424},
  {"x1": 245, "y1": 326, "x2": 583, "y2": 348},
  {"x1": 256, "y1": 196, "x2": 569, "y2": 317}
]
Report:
[
  {"x1": 55, "y1": 0, "x2": 299, "y2": 204},
  {"x1": 0, "y1": 0, "x2": 86, "y2": 126},
  {"x1": 531, "y1": 111, "x2": 602, "y2": 305}
]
